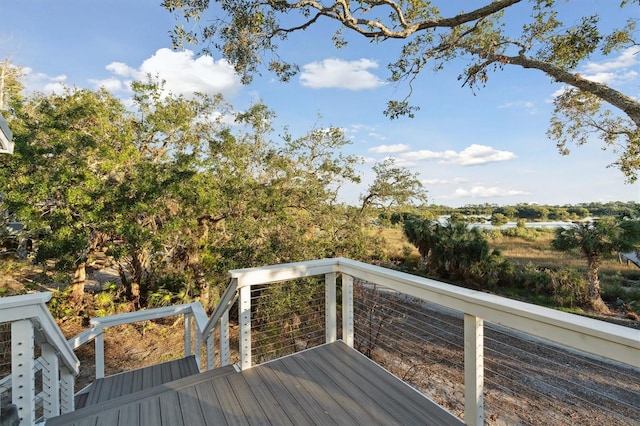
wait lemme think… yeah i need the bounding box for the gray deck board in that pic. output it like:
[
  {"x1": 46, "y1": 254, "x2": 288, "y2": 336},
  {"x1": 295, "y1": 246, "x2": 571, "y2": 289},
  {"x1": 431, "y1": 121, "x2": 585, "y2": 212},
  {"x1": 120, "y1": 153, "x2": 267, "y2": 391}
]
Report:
[
  {"x1": 75, "y1": 355, "x2": 200, "y2": 409},
  {"x1": 48, "y1": 342, "x2": 462, "y2": 426}
]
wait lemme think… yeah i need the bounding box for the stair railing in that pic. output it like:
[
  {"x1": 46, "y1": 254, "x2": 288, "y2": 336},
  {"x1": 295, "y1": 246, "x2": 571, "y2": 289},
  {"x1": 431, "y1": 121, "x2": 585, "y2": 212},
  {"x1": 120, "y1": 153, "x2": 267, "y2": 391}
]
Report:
[{"x1": 0, "y1": 292, "x2": 79, "y2": 424}]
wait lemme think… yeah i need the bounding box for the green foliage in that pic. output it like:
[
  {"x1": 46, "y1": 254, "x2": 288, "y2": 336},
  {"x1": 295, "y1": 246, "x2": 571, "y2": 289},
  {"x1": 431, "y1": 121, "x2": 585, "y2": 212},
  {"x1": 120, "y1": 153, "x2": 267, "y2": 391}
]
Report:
[
  {"x1": 501, "y1": 225, "x2": 551, "y2": 241},
  {"x1": 164, "y1": 0, "x2": 640, "y2": 180},
  {"x1": 546, "y1": 268, "x2": 590, "y2": 307},
  {"x1": 47, "y1": 287, "x2": 76, "y2": 319}
]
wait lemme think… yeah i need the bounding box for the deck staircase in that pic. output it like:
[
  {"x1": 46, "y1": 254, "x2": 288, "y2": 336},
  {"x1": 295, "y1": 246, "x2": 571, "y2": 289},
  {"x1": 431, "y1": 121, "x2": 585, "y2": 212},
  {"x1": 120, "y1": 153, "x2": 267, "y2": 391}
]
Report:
[
  {"x1": 50, "y1": 360, "x2": 239, "y2": 425},
  {"x1": 73, "y1": 356, "x2": 202, "y2": 409}
]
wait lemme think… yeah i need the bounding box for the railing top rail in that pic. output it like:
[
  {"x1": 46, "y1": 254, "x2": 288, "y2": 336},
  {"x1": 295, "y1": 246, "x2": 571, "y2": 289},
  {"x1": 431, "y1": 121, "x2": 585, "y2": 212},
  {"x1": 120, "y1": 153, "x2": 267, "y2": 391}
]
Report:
[
  {"x1": 203, "y1": 278, "x2": 238, "y2": 337},
  {"x1": 334, "y1": 257, "x2": 640, "y2": 368},
  {"x1": 228, "y1": 258, "x2": 339, "y2": 287},
  {"x1": 0, "y1": 292, "x2": 51, "y2": 315},
  {"x1": 89, "y1": 302, "x2": 203, "y2": 329}
]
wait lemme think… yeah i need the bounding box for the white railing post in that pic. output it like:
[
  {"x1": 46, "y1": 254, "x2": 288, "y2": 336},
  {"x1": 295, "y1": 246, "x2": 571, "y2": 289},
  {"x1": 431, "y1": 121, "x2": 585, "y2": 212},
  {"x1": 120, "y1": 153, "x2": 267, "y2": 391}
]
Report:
[
  {"x1": 325, "y1": 272, "x2": 337, "y2": 343},
  {"x1": 464, "y1": 314, "x2": 484, "y2": 426},
  {"x1": 59, "y1": 365, "x2": 75, "y2": 414},
  {"x1": 40, "y1": 342, "x2": 60, "y2": 419},
  {"x1": 342, "y1": 274, "x2": 354, "y2": 347},
  {"x1": 239, "y1": 285, "x2": 252, "y2": 370},
  {"x1": 11, "y1": 319, "x2": 35, "y2": 425},
  {"x1": 95, "y1": 327, "x2": 105, "y2": 379},
  {"x1": 220, "y1": 311, "x2": 230, "y2": 367},
  {"x1": 184, "y1": 312, "x2": 192, "y2": 357},
  {"x1": 205, "y1": 332, "x2": 214, "y2": 370}
]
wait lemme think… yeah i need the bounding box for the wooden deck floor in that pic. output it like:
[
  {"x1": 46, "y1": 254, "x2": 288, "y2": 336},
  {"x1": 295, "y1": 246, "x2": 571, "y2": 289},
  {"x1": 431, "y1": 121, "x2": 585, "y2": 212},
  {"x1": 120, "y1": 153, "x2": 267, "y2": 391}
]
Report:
[
  {"x1": 47, "y1": 341, "x2": 462, "y2": 425},
  {"x1": 75, "y1": 355, "x2": 201, "y2": 409}
]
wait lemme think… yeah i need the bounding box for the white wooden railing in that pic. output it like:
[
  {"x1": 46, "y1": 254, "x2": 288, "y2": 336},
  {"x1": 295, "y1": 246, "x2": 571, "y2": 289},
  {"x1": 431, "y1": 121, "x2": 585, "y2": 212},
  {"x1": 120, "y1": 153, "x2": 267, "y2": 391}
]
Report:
[
  {"x1": 1, "y1": 297, "x2": 211, "y2": 425},
  {"x1": 68, "y1": 302, "x2": 211, "y2": 379},
  {"x1": 203, "y1": 257, "x2": 640, "y2": 426},
  {"x1": 0, "y1": 293, "x2": 80, "y2": 425},
  {"x1": 2, "y1": 258, "x2": 639, "y2": 425}
]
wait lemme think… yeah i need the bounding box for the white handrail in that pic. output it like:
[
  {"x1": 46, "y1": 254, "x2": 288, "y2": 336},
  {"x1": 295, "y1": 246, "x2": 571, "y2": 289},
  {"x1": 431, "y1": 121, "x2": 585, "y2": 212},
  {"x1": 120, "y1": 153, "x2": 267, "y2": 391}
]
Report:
[
  {"x1": 211, "y1": 257, "x2": 640, "y2": 426},
  {"x1": 0, "y1": 293, "x2": 80, "y2": 374},
  {"x1": 0, "y1": 292, "x2": 81, "y2": 424}
]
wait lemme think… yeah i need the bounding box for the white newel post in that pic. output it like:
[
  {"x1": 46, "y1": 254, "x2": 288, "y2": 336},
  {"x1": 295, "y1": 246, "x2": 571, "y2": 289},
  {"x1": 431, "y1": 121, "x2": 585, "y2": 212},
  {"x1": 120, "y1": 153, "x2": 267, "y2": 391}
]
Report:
[
  {"x1": 342, "y1": 274, "x2": 354, "y2": 347},
  {"x1": 220, "y1": 311, "x2": 230, "y2": 367},
  {"x1": 325, "y1": 272, "x2": 337, "y2": 343},
  {"x1": 239, "y1": 285, "x2": 252, "y2": 370},
  {"x1": 205, "y1": 331, "x2": 214, "y2": 370},
  {"x1": 464, "y1": 314, "x2": 484, "y2": 426},
  {"x1": 41, "y1": 342, "x2": 60, "y2": 419},
  {"x1": 184, "y1": 312, "x2": 192, "y2": 357},
  {"x1": 95, "y1": 327, "x2": 105, "y2": 379},
  {"x1": 194, "y1": 316, "x2": 202, "y2": 370},
  {"x1": 11, "y1": 319, "x2": 35, "y2": 425},
  {"x1": 59, "y1": 365, "x2": 75, "y2": 414}
]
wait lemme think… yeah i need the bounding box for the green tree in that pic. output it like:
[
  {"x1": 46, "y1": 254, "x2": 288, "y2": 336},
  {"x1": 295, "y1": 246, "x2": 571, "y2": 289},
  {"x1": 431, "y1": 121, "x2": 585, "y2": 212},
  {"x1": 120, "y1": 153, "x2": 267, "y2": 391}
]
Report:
[
  {"x1": 490, "y1": 213, "x2": 509, "y2": 227},
  {"x1": 0, "y1": 59, "x2": 24, "y2": 110},
  {"x1": 359, "y1": 158, "x2": 428, "y2": 213},
  {"x1": 164, "y1": 0, "x2": 640, "y2": 180},
  {"x1": 403, "y1": 216, "x2": 437, "y2": 269},
  {"x1": 1, "y1": 88, "x2": 132, "y2": 301},
  {"x1": 552, "y1": 217, "x2": 640, "y2": 312}
]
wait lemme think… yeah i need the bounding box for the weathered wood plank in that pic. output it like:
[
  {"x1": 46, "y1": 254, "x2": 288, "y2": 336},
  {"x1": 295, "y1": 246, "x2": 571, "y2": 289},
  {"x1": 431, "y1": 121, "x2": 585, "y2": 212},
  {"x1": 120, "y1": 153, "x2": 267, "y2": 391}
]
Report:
[
  {"x1": 211, "y1": 376, "x2": 249, "y2": 426},
  {"x1": 139, "y1": 396, "x2": 162, "y2": 425},
  {"x1": 297, "y1": 346, "x2": 412, "y2": 425},
  {"x1": 225, "y1": 372, "x2": 270, "y2": 425},
  {"x1": 241, "y1": 368, "x2": 295, "y2": 426},
  {"x1": 252, "y1": 360, "x2": 318, "y2": 425},
  {"x1": 193, "y1": 380, "x2": 226, "y2": 426},
  {"x1": 270, "y1": 355, "x2": 357, "y2": 424},
  {"x1": 177, "y1": 383, "x2": 207, "y2": 426},
  {"x1": 328, "y1": 341, "x2": 463, "y2": 425},
  {"x1": 50, "y1": 343, "x2": 459, "y2": 426},
  {"x1": 158, "y1": 390, "x2": 185, "y2": 426},
  {"x1": 286, "y1": 352, "x2": 377, "y2": 425}
]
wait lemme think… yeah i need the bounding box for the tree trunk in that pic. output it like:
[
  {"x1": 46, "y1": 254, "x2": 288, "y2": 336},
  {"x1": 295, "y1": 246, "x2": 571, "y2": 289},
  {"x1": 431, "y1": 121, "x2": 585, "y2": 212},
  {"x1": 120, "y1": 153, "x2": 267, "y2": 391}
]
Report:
[
  {"x1": 586, "y1": 254, "x2": 609, "y2": 313},
  {"x1": 71, "y1": 262, "x2": 86, "y2": 302},
  {"x1": 192, "y1": 260, "x2": 210, "y2": 310}
]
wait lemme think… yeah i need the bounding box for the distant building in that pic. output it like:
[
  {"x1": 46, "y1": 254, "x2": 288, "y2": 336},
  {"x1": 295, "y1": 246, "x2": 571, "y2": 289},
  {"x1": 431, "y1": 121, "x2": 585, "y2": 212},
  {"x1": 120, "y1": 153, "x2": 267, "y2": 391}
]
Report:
[{"x1": 0, "y1": 113, "x2": 14, "y2": 154}]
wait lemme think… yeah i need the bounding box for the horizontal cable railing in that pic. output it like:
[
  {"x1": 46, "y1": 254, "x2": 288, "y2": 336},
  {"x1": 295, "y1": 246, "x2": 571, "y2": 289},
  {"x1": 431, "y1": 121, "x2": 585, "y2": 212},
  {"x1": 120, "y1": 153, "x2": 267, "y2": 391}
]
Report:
[
  {"x1": 214, "y1": 258, "x2": 639, "y2": 426},
  {"x1": 352, "y1": 279, "x2": 640, "y2": 425},
  {"x1": 250, "y1": 278, "x2": 326, "y2": 365}
]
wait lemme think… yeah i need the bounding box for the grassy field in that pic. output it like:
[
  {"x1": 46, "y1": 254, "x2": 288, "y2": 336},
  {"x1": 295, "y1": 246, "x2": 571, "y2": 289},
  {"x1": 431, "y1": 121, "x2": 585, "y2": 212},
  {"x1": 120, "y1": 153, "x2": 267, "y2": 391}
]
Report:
[{"x1": 380, "y1": 226, "x2": 639, "y2": 275}]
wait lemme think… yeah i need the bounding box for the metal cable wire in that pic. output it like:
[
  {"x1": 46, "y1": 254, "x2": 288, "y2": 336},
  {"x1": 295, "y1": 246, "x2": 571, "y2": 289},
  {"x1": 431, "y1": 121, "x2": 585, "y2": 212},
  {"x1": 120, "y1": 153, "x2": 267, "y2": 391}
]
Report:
[{"x1": 351, "y1": 282, "x2": 640, "y2": 426}]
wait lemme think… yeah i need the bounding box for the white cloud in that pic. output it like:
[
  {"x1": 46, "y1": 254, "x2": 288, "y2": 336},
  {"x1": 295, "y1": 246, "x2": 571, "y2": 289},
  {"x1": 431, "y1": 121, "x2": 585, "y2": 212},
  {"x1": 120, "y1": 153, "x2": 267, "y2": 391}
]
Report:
[
  {"x1": 582, "y1": 46, "x2": 639, "y2": 85},
  {"x1": 89, "y1": 77, "x2": 125, "y2": 92},
  {"x1": 106, "y1": 62, "x2": 134, "y2": 77},
  {"x1": 450, "y1": 186, "x2": 528, "y2": 199},
  {"x1": 581, "y1": 70, "x2": 638, "y2": 85},
  {"x1": 423, "y1": 177, "x2": 468, "y2": 185},
  {"x1": 23, "y1": 68, "x2": 67, "y2": 94},
  {"x1": 101, "y1": 48, "x2": 242, "y2": 98},
  {"x1": 497, "y1": 100, "x2": 537, "y2": 114},
  {"x1": 300, "y1": 58, "x2": 386, "y2": 90},
  {"x1": 401, "y1": 144, "x2": 516, "y2": 166},
  {"x1": 368, "y1": 132, "x2": 387, "y2": 140},
  {"x1": 369, "y1": 144, "x2": 410, "y2": 154},
  {"x1": 583, "y1": 46, "x2": 640, "y2": 74}
]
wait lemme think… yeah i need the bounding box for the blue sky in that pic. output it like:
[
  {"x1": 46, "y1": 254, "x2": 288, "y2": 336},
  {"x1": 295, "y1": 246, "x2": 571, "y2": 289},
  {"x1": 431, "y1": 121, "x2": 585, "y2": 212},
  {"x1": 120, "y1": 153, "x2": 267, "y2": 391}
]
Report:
[{"x1": 1, "y1": 0, "x2": 638, "y2": 207}]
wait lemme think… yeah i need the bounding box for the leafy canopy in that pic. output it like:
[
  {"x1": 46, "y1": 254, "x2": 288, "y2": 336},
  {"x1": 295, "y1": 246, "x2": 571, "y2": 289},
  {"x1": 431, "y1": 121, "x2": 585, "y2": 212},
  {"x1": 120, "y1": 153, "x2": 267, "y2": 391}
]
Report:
[{"x1": 163, "y1": 0, "x2": 640, "y2": 181}]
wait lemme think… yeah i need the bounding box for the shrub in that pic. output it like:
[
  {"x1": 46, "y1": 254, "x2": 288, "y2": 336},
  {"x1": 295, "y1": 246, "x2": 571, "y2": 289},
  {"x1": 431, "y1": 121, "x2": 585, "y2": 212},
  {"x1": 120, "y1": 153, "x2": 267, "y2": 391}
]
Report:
[{"x1": 546, "y1": 268, "x2": 590, "y2": 307}]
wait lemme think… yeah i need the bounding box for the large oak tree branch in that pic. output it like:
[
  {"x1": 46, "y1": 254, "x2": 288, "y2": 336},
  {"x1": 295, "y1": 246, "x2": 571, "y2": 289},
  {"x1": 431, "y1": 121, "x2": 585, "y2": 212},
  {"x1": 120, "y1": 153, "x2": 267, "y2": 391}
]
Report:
[{"x1": 495, "y1": 53, "x2": 640, "y2": 127}]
